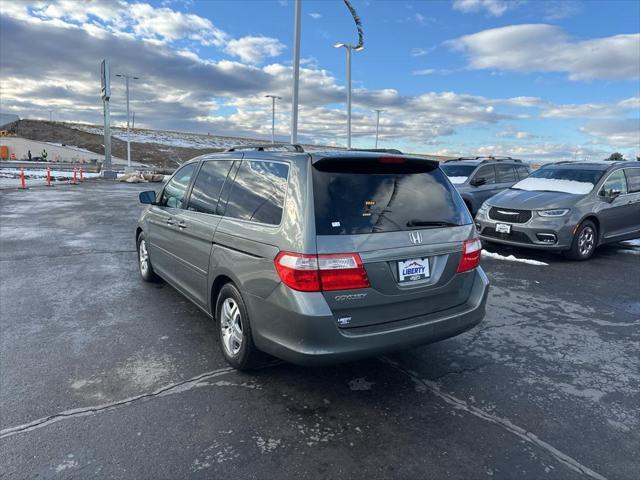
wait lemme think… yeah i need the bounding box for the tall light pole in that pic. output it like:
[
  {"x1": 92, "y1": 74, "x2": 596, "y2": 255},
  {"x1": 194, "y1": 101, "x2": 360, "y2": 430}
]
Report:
[
  {"x1": 374, "y1": 109, "x2": 383, "y2": 148},
  {"x1": 290, "y1": 0, "x2": 301, "y2": 144},
  {"x1": 335, "y1": 0, "x2": 364, "y2": 150},
  {"x1": 334, "y1": 43, "x2": 363, "y2": 149},
  {"x1": 265, "y1": 95, "x2": 282, "y2": 143},
  {"x1": 115, "y1": 73, "x2": 139, "y2": 170}
]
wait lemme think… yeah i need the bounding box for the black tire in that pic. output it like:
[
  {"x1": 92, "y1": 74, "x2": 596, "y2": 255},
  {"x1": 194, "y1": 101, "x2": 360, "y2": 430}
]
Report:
[
  {"x1": 564, "y1": 220, "x2": 597, "y2": 261},
  {"x1": 137, "y1": 232, "x2": 160, "y2": 282},
  {"x1": 215, "y1": 283, "x2": 265, "y2": 370}
]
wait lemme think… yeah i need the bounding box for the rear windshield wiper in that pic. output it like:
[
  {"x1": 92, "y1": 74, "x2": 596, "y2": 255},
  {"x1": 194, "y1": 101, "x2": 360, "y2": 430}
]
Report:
[{"x1": 406, "y1": 220, "x2": 459, "y2": 228}]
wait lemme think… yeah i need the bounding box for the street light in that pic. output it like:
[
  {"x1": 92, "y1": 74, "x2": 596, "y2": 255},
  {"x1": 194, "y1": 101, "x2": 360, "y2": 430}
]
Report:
[
  {"x1": 290, "y1": 0, "x2": 302, "y2": 144},
  {"x1": 334, "y1": 43, "x2": 363, "y2": 149},
  {"x1": 115, "y1": 73, "x2": 139, "y2": 170},
  {"x1": 265, "y1": 95, "x2": 282, "y2": 143},
  {"x1": 373, "y1": 109, "x2": 383, "y2": 148}
]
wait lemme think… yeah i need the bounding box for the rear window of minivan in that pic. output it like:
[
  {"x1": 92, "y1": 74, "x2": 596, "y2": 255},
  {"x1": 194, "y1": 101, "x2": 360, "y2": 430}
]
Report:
[{"x1": 312, "y1": 158, "x2": 472, "y2": 235}]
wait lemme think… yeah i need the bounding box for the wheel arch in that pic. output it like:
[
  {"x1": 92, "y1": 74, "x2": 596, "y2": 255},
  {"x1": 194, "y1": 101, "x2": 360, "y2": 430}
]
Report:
[{"x1": 210, "y1": 274, "x2": 234, "y2": 319}]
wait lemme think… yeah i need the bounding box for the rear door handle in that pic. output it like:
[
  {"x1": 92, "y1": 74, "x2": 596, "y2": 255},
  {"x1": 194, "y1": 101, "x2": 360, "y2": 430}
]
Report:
[
  {"x1": 166, "y1": 218, "x2": 176, "y2": 226},
  {"x1": 178, "y1": 221, "x2": 187, "y2": 229}
]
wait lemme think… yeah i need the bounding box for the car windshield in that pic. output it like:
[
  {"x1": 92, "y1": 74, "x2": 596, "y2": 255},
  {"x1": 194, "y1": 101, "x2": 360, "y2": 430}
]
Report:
[
  {"x1": 313, "y1": 158, "x2": 472, "y2": 235},
  {"x1": 511, "y1": 167, "x2": 604, "y2": 195},
  {"x1": 440, "y1": 164, "x2": 476, "y2": 184}
]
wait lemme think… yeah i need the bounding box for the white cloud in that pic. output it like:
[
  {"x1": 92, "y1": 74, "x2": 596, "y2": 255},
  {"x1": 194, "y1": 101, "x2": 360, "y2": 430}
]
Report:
[
  {"x1": 224, "y1": 36, "x2": 285, "y2": 64},
  {"x1": 308, "y1": 12, "x2": 321, "y2": 19},
  {"x1": 452, "y1": 0, "x2": 513, "y2": 17},
  {"x1": 581, "y1": 119, "x2": 640, "y2": 148},
  {"x1": 450, "y1": 24, "x2": 640, "y2": 81},
  {"x1": 541, "y1": 97, "x2": 640, "y2": 118},
  {"x1": 127, "y1": 3, "x2": 227, "y2": 46},
  {"x1": 410, "y1": 47, "x2": 432, "y2": 57}
]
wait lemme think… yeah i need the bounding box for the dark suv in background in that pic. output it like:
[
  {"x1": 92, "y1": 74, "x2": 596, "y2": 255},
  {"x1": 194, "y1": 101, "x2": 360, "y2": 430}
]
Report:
[{"x1": 440, "y1": 157, "x2": 530, "y2": 215}]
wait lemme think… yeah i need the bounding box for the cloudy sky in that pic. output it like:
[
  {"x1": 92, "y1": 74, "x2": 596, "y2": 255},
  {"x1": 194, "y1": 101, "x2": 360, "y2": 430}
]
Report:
[{"x1": 0, "y1": 0, "x2": 638, "y2": 159}]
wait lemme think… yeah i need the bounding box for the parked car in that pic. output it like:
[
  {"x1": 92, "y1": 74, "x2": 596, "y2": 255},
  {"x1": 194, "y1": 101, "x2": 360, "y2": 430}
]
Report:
[
  {"x1": 475, "y1": 161, "x2": 640, "y2": 260},
  {"x1": 440, "y1": 157, "x2": 530, "y2": 215},
  {"x1": 136, "y1": 145, "x2": 489, "y2": 369}
]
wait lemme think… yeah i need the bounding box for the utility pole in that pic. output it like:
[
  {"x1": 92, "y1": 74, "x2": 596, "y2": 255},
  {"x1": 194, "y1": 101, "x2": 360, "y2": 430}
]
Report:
[
  {"x1": 100, "y1": 59, "x2": 116, "y2": 178},
  {"x1": 374, "y1": 109, "x2": 382, "y2": 149},
  {"x1": 265, "y1": 95, "x2": 282, "y2": 143},
  {"x1": 115, "y1": 73, "x2": 139, "y2": 171},
  {"x1": 290, "y1": 0, "x2": 301, "y2": 144}
]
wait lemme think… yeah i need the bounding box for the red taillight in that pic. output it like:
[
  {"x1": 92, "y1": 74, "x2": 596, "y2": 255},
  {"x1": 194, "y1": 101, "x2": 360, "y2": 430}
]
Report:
[
  {"x1": 457, "y1": 238, "x2": 482, "y2": 273},
  {"x1": 274, "y1": 252, "x2": 370, "y2": 292}
]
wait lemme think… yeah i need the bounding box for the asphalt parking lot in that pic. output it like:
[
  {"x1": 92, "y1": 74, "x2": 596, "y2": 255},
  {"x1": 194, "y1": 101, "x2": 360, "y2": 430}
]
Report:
[{"x1": 1, "y1": 182, "x2": 638, "y2": 480}]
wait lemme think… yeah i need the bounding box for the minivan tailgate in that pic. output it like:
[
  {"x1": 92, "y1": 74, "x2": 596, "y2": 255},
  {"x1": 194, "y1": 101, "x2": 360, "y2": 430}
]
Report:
[{"x1": 316, "y1": 227, "x2": 475, "y2": 328}]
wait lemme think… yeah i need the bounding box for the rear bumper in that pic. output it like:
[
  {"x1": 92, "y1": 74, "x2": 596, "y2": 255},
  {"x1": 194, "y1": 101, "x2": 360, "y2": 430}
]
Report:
[{"x1": 246, "y1": 268, "x2": 489, "y2": 366}]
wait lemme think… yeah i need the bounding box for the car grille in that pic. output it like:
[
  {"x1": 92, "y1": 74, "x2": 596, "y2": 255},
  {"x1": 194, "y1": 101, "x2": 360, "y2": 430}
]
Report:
[
  {"x1": 489, "y1": 207, "x2": 532, "y2": 224},
  {"x1": 481, "y1": 227, "x2": 533, "y2": 244}
]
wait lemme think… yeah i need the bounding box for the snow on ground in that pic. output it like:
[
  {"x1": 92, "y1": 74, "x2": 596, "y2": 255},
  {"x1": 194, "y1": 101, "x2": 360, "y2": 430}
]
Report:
[
  {"x1": 482, "y1": 249, "x2": 549, "y2": 266},
  {"x1": 448, "y1": 176, "x2": 468, "y2": 184},
  {"x1": 73, "y1": 125, "x2": 256, "y2": 150},
  {"x1": 0, "y1": 168, "x2": 100, "y2": 179},
  {"x1": 512, "y1": 177, "x2": 594, "y2": 195},
  {"x1": 618, "y1": 239, "x2": 640, "y2": 255}
]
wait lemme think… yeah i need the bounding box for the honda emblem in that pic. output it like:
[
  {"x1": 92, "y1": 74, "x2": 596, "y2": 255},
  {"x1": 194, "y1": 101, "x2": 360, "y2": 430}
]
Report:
[{"x1": 409, "y1": 231, "x2": 422, "y2": 244}]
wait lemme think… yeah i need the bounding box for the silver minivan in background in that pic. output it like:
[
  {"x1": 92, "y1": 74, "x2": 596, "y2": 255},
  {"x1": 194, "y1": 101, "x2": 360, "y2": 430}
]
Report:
[
  {"x1": 475, "y1": 161, "x2": 640, "y2": 260},
  {"x1": 136, "y1": 146, "x2": 489, "y2": 370}
]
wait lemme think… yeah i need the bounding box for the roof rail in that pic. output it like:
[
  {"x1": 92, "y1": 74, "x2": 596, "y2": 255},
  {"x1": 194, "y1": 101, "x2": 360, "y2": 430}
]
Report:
[
  {"x1": 348, "y1": 148, "x2": 403, "y2": 154},
  {"x1": 444, "y1": 156, "x2": 521, "y2": 163},
  {"x1": 225, "y1": 144, "x2": 305, "y2": 153}
]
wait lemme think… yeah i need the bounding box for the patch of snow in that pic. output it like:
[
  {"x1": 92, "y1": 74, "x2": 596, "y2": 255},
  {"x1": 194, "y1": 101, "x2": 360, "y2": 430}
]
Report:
[
  {"x1": 482, "y1": 249, "x2": 548, "y2": 266},
  {"x1": 512, "y1": 177, "x2": 594, "y2": 195},
  {"x1": 621, "y1": 239, "x2": 640, "y2": 247},
  {"x1": 254, "y1": 436, "x2": 281, "y2": 454},
  {"x1": 0, "y1": 168, "x2": 100, "y2": 179},
  {"x1": 448, "y1": 176, "x2": 468, "y2": 184}
]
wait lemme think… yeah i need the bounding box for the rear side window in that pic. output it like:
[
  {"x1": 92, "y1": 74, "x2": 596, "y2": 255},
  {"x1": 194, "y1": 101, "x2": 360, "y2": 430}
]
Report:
[
  {"x1": 473, "y1": 165, "x2": 496, "y2": 185},
  {"x1": 625, "y1": 168, "x2": 640, "y2": 193},
  {"x1": 496, "y1": 165, "x2": 517, "y2": 182},
  {"x1": 516, "y1": 165, "x2": 530, "y2": 180},
  {"x1": 160, "y1": 163, "x2": 197, "y2": 209},
  {"x1": 312, "y1": 160, "x2": 472, "y2": 235},
  {"x1": 224, "y1": 160, "x2": 289, "y2": 225},
  {"x1": 187, "y1": 160, "x2": 233, "y2": 215}
]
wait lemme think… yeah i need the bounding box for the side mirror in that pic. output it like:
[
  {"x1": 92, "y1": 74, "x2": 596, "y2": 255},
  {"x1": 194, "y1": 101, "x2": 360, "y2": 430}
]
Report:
[
  {"x1": 600, "y1": 189, "x2": 621, "y2": 202},
  {"x1": 470, "y1": 177, "x2": 486, "y2": 187},
  {"x1": 139, "y1": 190, "x2": 156, "y2": 205}
]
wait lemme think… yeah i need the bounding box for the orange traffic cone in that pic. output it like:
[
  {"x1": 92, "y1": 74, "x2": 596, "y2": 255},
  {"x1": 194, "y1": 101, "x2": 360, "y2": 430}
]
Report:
[
  {"x1": 46, "y1": 167, "x2": 52, "y2": 187},
  {"x1": 79, "y1": 166, "x2": 84, "y2": 182},
  {"x1": 20, "y1": 165, "x2": 26, "y2": 189},
  {"x1": 72, "y1": 163, "x2": 78, "y2": 185}
]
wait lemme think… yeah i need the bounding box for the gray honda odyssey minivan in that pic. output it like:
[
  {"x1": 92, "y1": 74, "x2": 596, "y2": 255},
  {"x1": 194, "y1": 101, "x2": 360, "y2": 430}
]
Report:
[{"x1": 136, "y1": 146, "x2": 489, "y2": 369}]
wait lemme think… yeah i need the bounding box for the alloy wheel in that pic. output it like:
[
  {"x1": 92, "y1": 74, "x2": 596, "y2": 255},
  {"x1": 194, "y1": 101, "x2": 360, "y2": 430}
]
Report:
[
  {"x1": 220, "y1": 298, "x2": 243, "y2": 356},
  {"x1": 578, "y1": 226, "x2": 595, "y2": 257}
]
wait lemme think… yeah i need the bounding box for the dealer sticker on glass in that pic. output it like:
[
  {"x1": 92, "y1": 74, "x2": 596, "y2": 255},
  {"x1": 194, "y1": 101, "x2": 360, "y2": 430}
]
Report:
[{"x1": 398, "y1": 257, "x2": 430, "y2": 282}]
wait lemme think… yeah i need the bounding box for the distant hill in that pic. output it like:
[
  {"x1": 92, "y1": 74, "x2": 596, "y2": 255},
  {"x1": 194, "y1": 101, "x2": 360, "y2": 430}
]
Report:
[
  {"x1": 3, "y1": 119, "x2": 451, "y2": 168},
  {"x1": 0, "y1": 113, "x2": 20, "y2": 128}
]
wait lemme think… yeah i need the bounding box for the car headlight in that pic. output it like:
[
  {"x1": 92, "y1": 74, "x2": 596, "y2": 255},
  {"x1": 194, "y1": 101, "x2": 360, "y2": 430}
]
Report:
[
  {"x1": 477, "y1": 202, "x2": 490, "y2": 215},
  {"x1": 538, "y1": 209, "x2": 570, "y2": 217}
]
